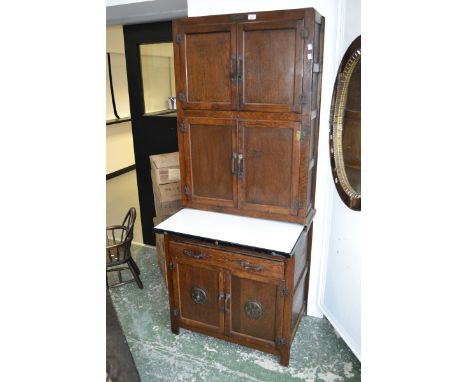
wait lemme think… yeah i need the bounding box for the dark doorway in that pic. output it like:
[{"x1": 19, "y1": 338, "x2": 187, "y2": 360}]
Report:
[{"x1": 124, "y1": 21, "x2": 178, "y2": 245}]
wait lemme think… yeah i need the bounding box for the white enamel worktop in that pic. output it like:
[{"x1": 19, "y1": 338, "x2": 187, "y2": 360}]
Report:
[{"x1": 154, "y1": 208, "x2": 305, "y2": 255}]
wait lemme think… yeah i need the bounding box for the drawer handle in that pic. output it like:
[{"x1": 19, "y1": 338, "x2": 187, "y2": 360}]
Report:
[
  {"x1": 183, "y1": 249, "x2": 207, "y2": 259},
  {"x1": 240, "y1": 260, "x2": 263, "y2": 271}
]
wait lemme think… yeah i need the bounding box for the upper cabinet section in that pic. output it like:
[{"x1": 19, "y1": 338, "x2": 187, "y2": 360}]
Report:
[{"x1": 173, "y1": 9, "x2": 309, "y2": 113}]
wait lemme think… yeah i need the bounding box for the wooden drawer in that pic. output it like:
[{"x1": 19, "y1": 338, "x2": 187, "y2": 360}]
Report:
[{"x1": 169, "y1": 240, "x2": 284, "y2": 280}]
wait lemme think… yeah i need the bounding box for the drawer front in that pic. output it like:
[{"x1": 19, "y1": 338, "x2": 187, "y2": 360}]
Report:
[{"x1": 169, "y1": 241, "x2": 284, "y2": 280}]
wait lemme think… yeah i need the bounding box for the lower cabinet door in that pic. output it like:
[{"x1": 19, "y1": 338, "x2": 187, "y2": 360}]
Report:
[
  {"x1": 226, "y1": 273, "x2": 284, "y2": 348},
  {"x1": 172, "y1": 260, "x2": 225, "y2": 334}
]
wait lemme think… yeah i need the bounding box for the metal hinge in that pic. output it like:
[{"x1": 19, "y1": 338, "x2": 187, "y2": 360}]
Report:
[
  {"x1": 294, "y1": 200, "x2": 303, "y2": 210},
  {"x1": 300, "y1": 28, "x2": 309, "y2": 39},
  {"x1": 184, "y1": 185, "x2": 190, "y2": 196},
  {"x1": 178, "y1": 122, "x2": 186, "y2": 133},
  {"x1": 172, "y1": 308, "x2": 179, "y2": 317},
  {"x1": 177, "y1": 91, "x2": 186, "y2": 102},
  {"x1": 296, "y1": 128, "x2": 306, "y2": 142},
  {"x1": 169, "y1": 261, "x2": 175, "y2": 271},
  {"x1": 299, "y1": 93, "x2": 307, "y2": 106},
  {"x1": 275, "y1": 337, "x2": 287, "y2": 347},
  {"x1": 175, "y1": 33, "x2": 181, "y2": 44},
  {"x1": 280, "y1": 286, "x2": 289, "y2": 297},
  {"x1": 313, "y1": 63, "x2": 321, "y2": 73}
]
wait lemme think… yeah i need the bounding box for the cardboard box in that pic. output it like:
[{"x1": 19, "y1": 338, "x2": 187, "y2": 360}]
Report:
[
  {"x1": 155, "y1": 167, "x2": 180, "y2": 184},
  {"x1": 150, "y1": 152, "x2": 179, "y2": 169},
  {"x1": 149, "y1": 153, "x2": 180, "y2": 185},
  {"x1": 153, "y1": 181, "x2": 181, "y2": 203},
  {"x1": 155, "y1": 199, "x2": 182, "y2": 217}
]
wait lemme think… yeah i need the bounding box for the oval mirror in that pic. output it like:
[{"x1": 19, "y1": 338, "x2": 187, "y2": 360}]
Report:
[{"x1": 330, "y1": 36, "x2": 361, "y2": 211}]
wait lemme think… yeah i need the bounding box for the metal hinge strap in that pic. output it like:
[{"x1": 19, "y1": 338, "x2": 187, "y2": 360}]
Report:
[
  {"x1": 296, "y1": 127, "x2": 307, "y2": 142},
  {"x1": 178, "y1": 122, "x2": 186, "y2": 133},
  {"x1": 184, "y1": 185, "x2": 190, "y2": 196},
  {"x1": 299, "y1": 93, "x2": 307, "y2": 106},
  {"x1": 281, "y1": 286, "x2": 289, "y2": 297},
  {"x1": 313, "y1": 63, "x2": 320, "y2": 73},
  {"x1": 294, "y1": 199, "x2": 303, "y2": 210},
  {"x1": 172, "y1": 308, "x2": 179, "y2": 316},
  {"x1": 275, "y1": 337, "x2": 287, "y2": 346},
  {"x1": 175, "y1": 34, "x2": 181, "y2": 44},
  {"x1": 169, "y1": 261, "x2": 175, "y2": 271},
  {"x1": 177, "y1": 91, "x2": 186, "y2": 102}
]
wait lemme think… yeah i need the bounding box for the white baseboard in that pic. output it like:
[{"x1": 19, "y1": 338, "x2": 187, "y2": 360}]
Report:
[
  {"x1": 132, "y1": 241, "x2": 155, "y2": 250},
  {"x1": 320, "y1": 303, "x2": 361, "y2": 361},
  {"x1": 306, "y1": 303, "x2": 324, "y2": 318}
]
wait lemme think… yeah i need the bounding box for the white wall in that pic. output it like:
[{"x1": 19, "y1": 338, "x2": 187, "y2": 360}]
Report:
[
  {"x1": 319, "y1": 0, "x2": 361, "y2": 360},
  {"x1": 106, "y1": 25, "x2": 135, "y2": 174},
  {"x1": 188, "y1": 0, "x2": 361, "y2": 359},
  {"x1": 106, "y1": 121, "x2": 135, "y2": 174}
]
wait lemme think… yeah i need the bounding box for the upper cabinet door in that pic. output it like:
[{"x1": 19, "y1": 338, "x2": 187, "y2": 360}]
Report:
[
  {"x1": 238, "y1": 120, "x2": 302, "y2": 216},
  {"x1": 175, "y1": 24, "x2": 237, "y2": 110},
  {"x1": 237, "y1": 20, "x2": 304, "y2": 113},
  {"x1": 182, "y1": 117, "x2": 238, "y2": 208}
]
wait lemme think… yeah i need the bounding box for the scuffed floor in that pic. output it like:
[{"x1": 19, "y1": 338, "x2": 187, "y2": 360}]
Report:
[{"x1": 108, "y1": 244, "x2": 361, "y2": 382}]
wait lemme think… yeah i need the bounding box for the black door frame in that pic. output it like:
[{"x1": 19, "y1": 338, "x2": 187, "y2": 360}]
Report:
[{"x1": 124, "y1": 21, "x2": 179, "y2": 245}]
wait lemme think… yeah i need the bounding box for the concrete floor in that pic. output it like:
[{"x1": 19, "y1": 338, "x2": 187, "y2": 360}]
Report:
[
  {"x1": 106, "y1": 170, "x2": 144, "y2": 244},
  {"x1": 109, "y1": 245, "x2": 361, "y2": 382}
]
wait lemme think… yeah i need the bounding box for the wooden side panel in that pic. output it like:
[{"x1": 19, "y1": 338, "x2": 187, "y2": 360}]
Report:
[
  {"x1": 291, "y1": 271, "x2": 306, "y2": 334},
  {"x1": 307, "y1": 15, "x2": 325, "y2": 210},
  {"x1": 183, "y1": 117, "x2": 237, "y2": 207},
  {"x1": 293, "y1": 230, "x2": 308, "y2": 288},
  {"x1": 238, "y1": 20, "x2": 304, "y2": 113},
  {"x1": 238, "y1": 119, "x2": 301, "y2": 216}
]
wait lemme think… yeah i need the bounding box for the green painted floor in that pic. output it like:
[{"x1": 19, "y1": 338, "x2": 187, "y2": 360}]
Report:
[{"x1": 108, "y1": 244, "x2": 361, "y2": 382}]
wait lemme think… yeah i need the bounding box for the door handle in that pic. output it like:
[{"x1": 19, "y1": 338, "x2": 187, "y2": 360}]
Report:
[
  {"x1": 224, "y1": 293, "x2": 230, "y2": 314},
  {"x1": 240, "y1": 260, "x2": 263, "y2": 271},
  {"x1": 237, "y1": 154, "x2": 244, "y2": 178},
  {"x1": 183, "y1": 249, "x2": 207, "y2": 259},
  {"x1": 231, "y1": 153, "x2": 238, "y2": 175},
  {"x1": 237, "y1": 58, "x2": 243, "y2": 81},
  {"x1": 218, "y1": 292, "x2": 225, "y2": 312},
  {"x1": 230, "y1": 57, "x2": 237, "y2": 81},
  {"x1": 218, "y1": 292, "x2": 230, "y2": 313}
]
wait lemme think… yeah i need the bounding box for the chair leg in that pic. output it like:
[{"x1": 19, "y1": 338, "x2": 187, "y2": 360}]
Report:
[
  {"x1": 128, "y1": 260, "x2": 143, "y2": 289},
  {"x1": 128, "y1": 256, "x2": 140, "y2": 275}
]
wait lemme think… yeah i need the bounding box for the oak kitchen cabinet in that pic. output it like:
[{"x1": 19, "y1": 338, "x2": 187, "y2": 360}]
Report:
[
  {"x1": 156, "y1": 209, "x2": 312, "y2": 366},
  {"x1": 173, "y1": 8, "x2": 325, "y2": 224}
]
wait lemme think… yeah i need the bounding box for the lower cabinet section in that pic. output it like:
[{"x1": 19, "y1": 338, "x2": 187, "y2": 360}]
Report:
[{"x1": 164, "y1": 228, "x2": 311, "y2": 366}]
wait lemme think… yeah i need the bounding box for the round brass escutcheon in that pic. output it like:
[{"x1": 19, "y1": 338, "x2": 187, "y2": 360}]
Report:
[
  {"x1": 244, "y1": 300, "x2": 264, "y2": 320},
  {"x1": 190, "y1": 287, "x2": 208, "y2": 305}
]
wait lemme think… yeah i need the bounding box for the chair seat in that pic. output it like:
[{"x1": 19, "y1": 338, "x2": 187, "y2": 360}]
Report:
[{"x1": 106, "y1": 242, "x2": 130, "y2": 266}]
